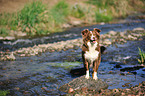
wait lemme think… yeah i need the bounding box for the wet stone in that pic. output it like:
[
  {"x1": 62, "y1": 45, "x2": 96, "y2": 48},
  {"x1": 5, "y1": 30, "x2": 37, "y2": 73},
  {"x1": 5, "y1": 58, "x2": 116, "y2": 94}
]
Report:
[
  {"x1": 114, "y1": 64, "x2": 122, "y2": 68},
  {"x1": 59, "y1": 75, "x2": 108, "y2": 93}
]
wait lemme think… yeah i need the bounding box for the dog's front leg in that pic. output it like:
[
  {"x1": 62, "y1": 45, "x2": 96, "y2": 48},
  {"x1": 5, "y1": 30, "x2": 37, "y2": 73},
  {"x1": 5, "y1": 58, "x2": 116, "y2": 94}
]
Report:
[
  {"x1": 93, "y1": 60, "x2": 99, "y2": 80},
  {"x1": 84, "y1": 60, "x2": 89, "y2": 79}
]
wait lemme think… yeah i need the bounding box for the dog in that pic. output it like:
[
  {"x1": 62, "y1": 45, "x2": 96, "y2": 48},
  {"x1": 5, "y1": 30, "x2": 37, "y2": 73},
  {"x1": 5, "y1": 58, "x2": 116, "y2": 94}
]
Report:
[{"x1": 81, "y1": 28, "x2": 101, "y2": 80}]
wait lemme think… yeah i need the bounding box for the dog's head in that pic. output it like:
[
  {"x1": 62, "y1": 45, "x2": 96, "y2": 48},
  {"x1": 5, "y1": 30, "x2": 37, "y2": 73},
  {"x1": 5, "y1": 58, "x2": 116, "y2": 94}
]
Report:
[{"x1": 81, "y1": 28, "x2": 101, "y2": 44}]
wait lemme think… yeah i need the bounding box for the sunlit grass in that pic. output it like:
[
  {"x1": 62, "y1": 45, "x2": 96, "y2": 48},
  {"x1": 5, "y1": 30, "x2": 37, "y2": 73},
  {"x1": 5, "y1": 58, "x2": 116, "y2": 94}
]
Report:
[
  {"x1": 138, "y1": 47, "x2": 145, "y2": 65},
  {"x1": 0, "y1": 0, "x2": 144, "y2": 36},
  {"x1": 70, "y1": 4, "x2": 86, "y2": 18},
  {"x1": 47, "y1": 0, "x2": 69, "y2": 32},
  {"x1": 0, "y1": 90, "x2": 9, "y2": 96},
  {"x1": 95, "y1": 12, "x2": 112, "y2": 22},
  {"x1": 0, "y1": 27, "x2": 9, "y2": 36}
]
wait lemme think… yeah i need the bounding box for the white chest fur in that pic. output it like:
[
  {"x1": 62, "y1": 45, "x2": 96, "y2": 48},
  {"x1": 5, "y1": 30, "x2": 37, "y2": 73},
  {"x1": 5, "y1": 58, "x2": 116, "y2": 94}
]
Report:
[{"x1": 84, "y1": 42, "x2": 99, "y2": 62}]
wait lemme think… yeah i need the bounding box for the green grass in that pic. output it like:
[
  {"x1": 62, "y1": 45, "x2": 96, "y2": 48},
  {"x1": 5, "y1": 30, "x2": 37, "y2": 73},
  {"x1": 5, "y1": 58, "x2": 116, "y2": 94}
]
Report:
[
  {"x1": 95, "y1": 12, "x2": 112, "y2": 22},
  {"x1": 86, "y1": 0, "x2": 115, "y2": 8},
  {"x1": 0, "y1": 90, "x2": 9, "y2": 96},
  {"x1": 0, "y1": 27, "x2": 9, "y2": 36},
  {"x1": 47, "y1": 0, "x2": 69, "y2": 32},
  {"x1": 16, "y1": 0, "x2": 47, "y2": 35},
  {"x1": 86, "y1": 0, "x2": 129, "y2": 18},
  {"x1": 0, "y1": 0, "x2": 145, "y2": 36},
  {"x1": 138, "y1": 47, "x2": 145, "y2": 65},
  {"x1": 70, "y1": 4, "x2": 86, "y2": 18}
]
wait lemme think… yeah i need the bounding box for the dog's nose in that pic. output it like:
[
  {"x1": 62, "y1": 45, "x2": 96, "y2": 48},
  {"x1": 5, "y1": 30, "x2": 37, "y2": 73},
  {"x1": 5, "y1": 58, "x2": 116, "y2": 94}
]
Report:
[{"x1": 91, "y1": 36, "x2": 95, "y2": 40}]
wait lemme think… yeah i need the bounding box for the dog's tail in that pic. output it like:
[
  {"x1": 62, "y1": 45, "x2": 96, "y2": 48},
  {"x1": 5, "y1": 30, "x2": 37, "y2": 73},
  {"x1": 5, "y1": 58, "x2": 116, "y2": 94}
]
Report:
[{"x1": 100, "y1": 46, "x2": 106, "y2": 54}]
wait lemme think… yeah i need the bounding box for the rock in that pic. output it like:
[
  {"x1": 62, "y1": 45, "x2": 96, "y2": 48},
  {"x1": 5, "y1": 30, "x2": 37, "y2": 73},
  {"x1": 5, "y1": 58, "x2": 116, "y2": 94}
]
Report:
[
  {"x1": 128, "y1": 35, "x2": 137, "y2": 40},
  {"x1": 108, "y1": 31, "x2": 117, "y2": 36},
  {"x1": 120, "y1": 65, "x2": 144, "y2": 72},
  {"x1": 0, "y1": 37, "x2": 4, "y2": 40},
  {"x1": 59, "y1": 75, "x2": 108, "y2": 93},
  {"x1": 103, "y1": 39, "x2": 112, "y2": 45},
  {"x1": 100, "y1": 22, "x2": 105, "y2": 25},
  {"x1": 68, "y1": 88, "x2": 74, "y2": 93},
  {"x1": 8, "y1": 52, "x2": 16, "y2": 60},
  {"x1": 112, "y1": 88, "x2": 119, "y2": 93},
  {"x1": 4, "y1": 36, "x2": 15, "y2": 40},
  {"x1": 17, "y1": 31, "x2": 27, "y2": 37},
  {"x1": 133, "y1": 27, "x2": 144, "y2": 31},
  {"x1": 114, "y1": 64, "x2": 122, "y2": 68},
  {"x1": 131, "y1": 33, "x2": 142, "y2": 37},
  {"x1": 71, "y1": 21, "x2": 82, "y2": 26},
  {"x1": 62, "y1": 23, "x2": 71, "y2": 28}
]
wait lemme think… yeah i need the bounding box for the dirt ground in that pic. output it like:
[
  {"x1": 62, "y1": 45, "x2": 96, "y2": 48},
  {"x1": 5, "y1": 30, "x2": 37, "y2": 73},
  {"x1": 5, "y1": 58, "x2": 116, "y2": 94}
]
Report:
[{"x1": 0, "y1": 0, "x2": 86, "y2": 13}]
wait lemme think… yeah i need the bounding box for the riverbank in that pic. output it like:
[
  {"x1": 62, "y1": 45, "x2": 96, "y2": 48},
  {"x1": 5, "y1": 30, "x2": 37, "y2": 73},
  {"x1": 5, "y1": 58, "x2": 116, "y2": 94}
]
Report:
[{"x1": 0, "y1": 0, "x2": 145, "y2": 37}]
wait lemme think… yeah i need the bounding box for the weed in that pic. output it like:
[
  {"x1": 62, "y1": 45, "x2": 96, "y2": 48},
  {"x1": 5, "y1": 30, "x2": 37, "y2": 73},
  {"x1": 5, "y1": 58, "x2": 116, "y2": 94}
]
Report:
[
  {"x1": 86, "y1": 0, "x2": 129, "y2": 17},
  {"x1": 0, "y1": 90, "x2": 9, "y2": 96},
  {"x1": 138, "y1": 47, "x2": 145, "y2": 65},
  {"x1": 16, "y1": 0, "x2": 47, "y2": 35},
  {"x1": 0, "y1": 27, "x2": 9, "y2": 36},
  {"x1": 70, "y1": 4, "x2": 85, "y2": 18},
  {"x1": 86, "y1": 0, "x2": 115, "y2": 8},
  {"x1": 95, "y1": 12, "x2": 112, "y2": 22},
  {"x1": 49, "y1": 1, "x2": 69, "y2": 25}
]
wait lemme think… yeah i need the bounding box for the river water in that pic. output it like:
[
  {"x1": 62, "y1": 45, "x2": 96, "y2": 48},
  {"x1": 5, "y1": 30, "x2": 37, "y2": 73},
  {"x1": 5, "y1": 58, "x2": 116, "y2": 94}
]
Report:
[
  {"x1": 1, "y1": 20, "x2": 145, "y2": 51},
  {"x1": 0, "y1": 20, "x2": 145, "y2": 95}
]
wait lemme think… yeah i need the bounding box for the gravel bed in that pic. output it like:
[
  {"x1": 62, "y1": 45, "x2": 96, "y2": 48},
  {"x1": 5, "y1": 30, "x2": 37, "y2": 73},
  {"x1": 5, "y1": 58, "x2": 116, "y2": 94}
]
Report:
[{"x1": 0, "y1": 27, "x2": 144, "y2": 61}]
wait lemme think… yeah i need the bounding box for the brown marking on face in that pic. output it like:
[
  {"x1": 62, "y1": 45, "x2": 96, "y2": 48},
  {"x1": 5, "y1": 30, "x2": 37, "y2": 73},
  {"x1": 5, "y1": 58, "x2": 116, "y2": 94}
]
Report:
[{"x1": 81, "y1": 28, "x2": 101, "y2": 44}]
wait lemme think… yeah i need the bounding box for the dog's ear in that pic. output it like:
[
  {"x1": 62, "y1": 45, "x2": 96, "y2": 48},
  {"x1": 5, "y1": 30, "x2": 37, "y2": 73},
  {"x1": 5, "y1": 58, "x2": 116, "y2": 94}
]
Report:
[
  {"x1": 81, "y1": 29, "x2": 89, "y2": 36},
  {"x1": 94, "y1": 28, "x2": 101, "y2": 33}
]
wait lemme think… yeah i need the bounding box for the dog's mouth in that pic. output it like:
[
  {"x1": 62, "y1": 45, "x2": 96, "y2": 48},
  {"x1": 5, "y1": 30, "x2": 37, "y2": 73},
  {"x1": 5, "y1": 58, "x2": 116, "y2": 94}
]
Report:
[{"x1": 90, "y1": 39, "x2": 96, "y2": 43}]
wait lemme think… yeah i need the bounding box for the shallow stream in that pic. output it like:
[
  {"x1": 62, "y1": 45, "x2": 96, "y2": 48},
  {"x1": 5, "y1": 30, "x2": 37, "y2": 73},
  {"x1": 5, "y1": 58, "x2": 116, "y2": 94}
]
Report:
[{"x1": 0, "y1": 20, "x2": 145, "y2": 95}]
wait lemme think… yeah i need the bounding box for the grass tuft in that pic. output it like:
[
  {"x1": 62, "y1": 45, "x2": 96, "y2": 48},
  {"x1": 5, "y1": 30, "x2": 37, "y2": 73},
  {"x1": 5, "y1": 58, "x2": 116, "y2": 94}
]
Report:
[
  {"x1": 138, "y1": 47, "x2": 145, "y2": 65},
  {"x1": 70, "y1": 4, "x2": 86, "y2": 18},
  {"x1": 95, "y1": 12, "x2": 112, "y2": 22},
  {"x1": 0, "y1": 27, "x2": 9, "y2": 36},
  {"x1": 16, "y1": 0, "x2": 47, "y2": 35},
  {"x1": 0, "y1": 90, "x2": 9, "y2": 96},
  {"x1": 49, "y1": 0, "x2": 69, "y2": 26}
]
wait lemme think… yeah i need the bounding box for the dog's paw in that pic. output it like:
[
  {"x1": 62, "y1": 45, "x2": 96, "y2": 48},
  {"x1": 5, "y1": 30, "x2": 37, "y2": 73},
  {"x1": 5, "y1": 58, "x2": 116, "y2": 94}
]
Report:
[
  {"x1": 85, "y1": 75, "x2": 89, "y2": 79},
  {"x1": 93, "y1": 76, "x2": 98, "y2": 80},
  {"x1": 85, "y1": 70, "x2": 89, "y2": 79},
  {"x1": 93, "y1": 72, "x2": 98, "y2": 80}
]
